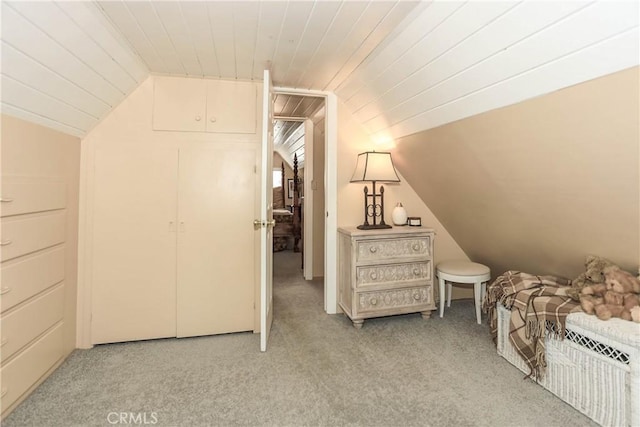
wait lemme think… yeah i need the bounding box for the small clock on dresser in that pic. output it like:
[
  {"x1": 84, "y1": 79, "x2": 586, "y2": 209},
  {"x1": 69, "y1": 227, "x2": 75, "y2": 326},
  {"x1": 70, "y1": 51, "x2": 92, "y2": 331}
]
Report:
[{"x1": 337, "y1": 226, "x2": 435, "y2": 328}]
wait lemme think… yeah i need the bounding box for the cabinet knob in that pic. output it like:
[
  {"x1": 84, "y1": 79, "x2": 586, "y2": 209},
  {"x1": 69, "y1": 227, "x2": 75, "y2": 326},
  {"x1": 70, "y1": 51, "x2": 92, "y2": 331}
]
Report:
[
  {"x1": 413, "y1": 268, "x2": 420, "y2": 276},
  {"x1": 195, "y1": 115, "x2": 202, "y2": 121},
  {"x1": 210, "y1": 117, "x2": 217, "y2": 123},
  {"x1": 370, "y1": 298, "x2": 378, "y2": 306},
  {"x1": 413, "y1": 293, "x2": 421, "y2": 301},
  {"x1": 412, "y1": 243, "x2": 420, "y2": 251},
  {"x1": 369, "y1": 246, "x2": 377, "y2": 253}
]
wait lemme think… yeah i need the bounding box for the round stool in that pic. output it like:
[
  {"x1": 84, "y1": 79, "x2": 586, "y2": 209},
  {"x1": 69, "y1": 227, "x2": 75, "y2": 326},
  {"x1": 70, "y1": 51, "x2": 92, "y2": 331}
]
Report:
[{"x1": 436, "y1": 261, "x2": 491, "y2": 324}]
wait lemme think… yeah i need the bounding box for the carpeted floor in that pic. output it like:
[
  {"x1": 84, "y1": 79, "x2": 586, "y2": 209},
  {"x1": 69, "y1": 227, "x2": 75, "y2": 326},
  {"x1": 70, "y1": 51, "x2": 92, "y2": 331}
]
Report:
[{"x1": 4, "y1": 251, "x2": 595, "y2": 427}]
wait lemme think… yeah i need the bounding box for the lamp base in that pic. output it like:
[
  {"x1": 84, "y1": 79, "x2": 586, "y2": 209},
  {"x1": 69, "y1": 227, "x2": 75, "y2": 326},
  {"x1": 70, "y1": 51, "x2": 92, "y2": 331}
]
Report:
[{"x1": 357, "y1": 223, "x2": 392, "y2": 230}]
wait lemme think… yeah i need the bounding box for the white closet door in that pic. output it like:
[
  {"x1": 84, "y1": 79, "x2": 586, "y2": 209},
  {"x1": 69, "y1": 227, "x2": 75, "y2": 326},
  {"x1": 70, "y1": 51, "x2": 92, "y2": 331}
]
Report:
[
  {"x1": 91, "y1": 146, "x2": 178, "y2": 344},
  {"x1": 176, "y1": 146, "x2": 257, "y2": 337}
]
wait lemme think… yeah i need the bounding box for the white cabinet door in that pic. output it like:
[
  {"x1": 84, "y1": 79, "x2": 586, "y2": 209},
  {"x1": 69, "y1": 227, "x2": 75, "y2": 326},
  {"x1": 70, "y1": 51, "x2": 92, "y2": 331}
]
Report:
[
  {"x1": 176, "y1": 147, "x2": 257, "y2": 337},
  {"x1": 153, "y1": 77, "x2": 206, "y2": 132},
  {"x1": 91, "y1": 147, "x2": 179, "y2": 344},
  {"x1": 206, "y1": 80, "x2": 257, "y2": 134}
]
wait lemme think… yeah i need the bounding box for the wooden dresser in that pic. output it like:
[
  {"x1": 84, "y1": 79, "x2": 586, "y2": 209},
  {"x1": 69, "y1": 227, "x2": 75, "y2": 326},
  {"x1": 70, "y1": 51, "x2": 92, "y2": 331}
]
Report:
[{"x1": 338, "y1": 226, "x2": 435, "y2": 328}]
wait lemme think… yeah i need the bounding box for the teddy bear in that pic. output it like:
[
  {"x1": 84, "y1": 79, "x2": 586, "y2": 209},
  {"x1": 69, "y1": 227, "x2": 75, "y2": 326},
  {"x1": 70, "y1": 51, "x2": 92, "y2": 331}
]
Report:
[
  {"x1": 567, "y1": 255, "x2": 616, "y2": 301},
  {"x1": 579, "y1": 266, "x2": 640, "y2": 322}
]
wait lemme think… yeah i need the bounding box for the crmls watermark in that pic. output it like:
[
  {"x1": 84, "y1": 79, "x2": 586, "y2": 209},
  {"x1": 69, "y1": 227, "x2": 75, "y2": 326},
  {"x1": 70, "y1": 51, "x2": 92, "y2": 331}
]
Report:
[{"x1": 107, "y1": 412, "x2": 158, "y2": 425}]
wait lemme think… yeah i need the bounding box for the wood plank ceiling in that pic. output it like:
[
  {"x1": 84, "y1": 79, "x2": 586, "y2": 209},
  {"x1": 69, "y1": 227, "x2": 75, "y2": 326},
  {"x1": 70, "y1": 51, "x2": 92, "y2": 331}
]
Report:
[{"x1": 0, "y1": 0, "x2": 637, "y2": 143}]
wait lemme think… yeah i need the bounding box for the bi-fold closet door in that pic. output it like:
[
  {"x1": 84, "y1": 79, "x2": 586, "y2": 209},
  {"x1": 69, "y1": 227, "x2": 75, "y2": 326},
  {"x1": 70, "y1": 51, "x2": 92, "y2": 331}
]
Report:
[{"x1": 91, "y1": 146, "x2": 256, "y2": 345}]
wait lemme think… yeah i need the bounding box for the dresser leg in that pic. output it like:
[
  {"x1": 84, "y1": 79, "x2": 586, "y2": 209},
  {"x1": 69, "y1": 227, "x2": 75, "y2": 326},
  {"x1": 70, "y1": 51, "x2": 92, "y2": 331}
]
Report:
[
  {"x1": 420, "y1": 310, "x2": 432, "y2": 320},
  {"x1": 352, "y1": 319, "x2": 364, "y2": 329}
]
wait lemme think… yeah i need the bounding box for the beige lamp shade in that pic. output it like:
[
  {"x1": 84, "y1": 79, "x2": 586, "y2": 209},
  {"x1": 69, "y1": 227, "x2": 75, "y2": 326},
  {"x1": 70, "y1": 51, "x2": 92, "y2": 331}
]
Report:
[{"x1": 350, "y1": 151, "x2": 400, "y2": 183}]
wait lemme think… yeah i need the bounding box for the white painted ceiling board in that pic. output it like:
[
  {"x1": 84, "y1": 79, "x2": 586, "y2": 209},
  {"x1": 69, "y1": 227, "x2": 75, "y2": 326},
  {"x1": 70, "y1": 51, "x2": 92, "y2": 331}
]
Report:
[
  {"x1": 352, "y1": 1, "x2": 591, "y2": 125},
  {"x1": 0, "y1": 103, "x2": 85, "y2": 137},
  {"x1": 385, "y1": 28, "x2": 639, "y2": 140},
  {"x1": 366, "y1": 0, "x2": 639, "y2": 133},
  {"x1": 207, "y1": 3, "x2": 236, "y2": 77},
  {"x1": 97, "y1": 1, "x2": 166, "y2": 71},
  {"x1": 156, "y1": 2, "x2": 205, "y2": 76},
  {"x1": 340, "y1": 1, "x2": 462, "y2": 110},
  {"x1": 179, "y1": 2, "x2": 219, "y2": 77},
  {"x1": 1, "y1": 75, "x2": 98, "y2": 132},
  {"x1": 1, "y1": 42, "x2": 108, "y2": 119},
  {"x1": 270, "y1": 1, "x2": 315, "y2": 85},
  {"x1": 232, "y1": 2, "x2": 260, "y2": 80},
  {"x1": 7, "y1": 1, "x2": 136, "y2": 95},
  {"x1": 280, "y1": 1, "x2": 342, "y2": 86},
  {"x1": 251, "y1": 1, "x2": 287, "y2": 80},
  {"x1": 55, "y1": 1, "x2": 148, "y2": 83},
  {"x1": 1, "y1": 4, "x2": 123, "y2": 106},
  {"x1": 124, "y1": 1, "x2": 184, "y2": 75}
]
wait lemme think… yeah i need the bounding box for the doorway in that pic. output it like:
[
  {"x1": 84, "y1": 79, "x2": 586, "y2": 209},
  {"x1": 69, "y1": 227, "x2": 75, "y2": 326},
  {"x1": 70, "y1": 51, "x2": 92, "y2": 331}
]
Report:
[{"x1": 271, "y1": 93, "x2": 326, "y2": 298}]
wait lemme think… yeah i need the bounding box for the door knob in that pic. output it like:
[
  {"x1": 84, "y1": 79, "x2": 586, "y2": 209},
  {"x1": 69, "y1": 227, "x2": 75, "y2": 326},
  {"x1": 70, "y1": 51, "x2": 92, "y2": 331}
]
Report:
[
  {"x1": 254, "y1": 219, "x2": 263, "y2": 230},
  {"x1": 266, "y1": 219, "x2": 276, "y2": 227}
]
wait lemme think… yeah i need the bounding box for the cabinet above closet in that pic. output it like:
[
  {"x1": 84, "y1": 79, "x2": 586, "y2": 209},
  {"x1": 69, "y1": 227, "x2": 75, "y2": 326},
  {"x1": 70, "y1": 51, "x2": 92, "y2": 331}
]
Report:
[{"x1": 152, "y1": 76, "x2": 257, "y2": 134}]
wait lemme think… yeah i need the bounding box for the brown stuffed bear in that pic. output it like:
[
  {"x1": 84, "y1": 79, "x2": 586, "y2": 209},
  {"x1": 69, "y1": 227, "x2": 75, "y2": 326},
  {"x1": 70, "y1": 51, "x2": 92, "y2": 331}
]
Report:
[
  {"x1": 567, "y1": 255, "x2": 616, "y2": 301},
  {"x1": 579, "y1": 266, "x2": 640, "y2": 322}
]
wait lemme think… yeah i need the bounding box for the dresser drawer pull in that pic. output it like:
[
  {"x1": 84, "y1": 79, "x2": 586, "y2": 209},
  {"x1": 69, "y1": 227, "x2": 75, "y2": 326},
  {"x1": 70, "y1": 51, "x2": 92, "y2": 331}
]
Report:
[
  {"x1": 0, "y1": 287, "x2": 11, "y2": 295},
  {"x1": 413, "y1": 268, "x2": 420, "y2": 276},
  {"x1": 369, "y1": 246, "x2": 378, "y2": 254},
  {"x1": 370, "y1": 272, "x2": 378, "y2": 280},
  {"x1": 413, "y1": 293, "x2": 421, "y2": 301},
  {"x1": 412, "y1": 243, "x2": 420, "y2": 251},
  {"x1": 370, "y1": 298, "x2": 378, "y2": 306},
  {"x1": 1, "y1": 339, "x2": 7, "y2": 347},
  {"x1": 0, "y1": 240, "x2": 12, "y2": 246},
  {"x1": 0, "y1": 197, "x2": 13, "y2": 202}
]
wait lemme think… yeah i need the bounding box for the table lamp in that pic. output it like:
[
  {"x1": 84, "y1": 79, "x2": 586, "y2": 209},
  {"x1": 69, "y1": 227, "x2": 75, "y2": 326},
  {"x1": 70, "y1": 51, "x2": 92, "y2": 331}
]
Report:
[{"x1": 350, "y1": 151, "x2": 400, "y2": 230}]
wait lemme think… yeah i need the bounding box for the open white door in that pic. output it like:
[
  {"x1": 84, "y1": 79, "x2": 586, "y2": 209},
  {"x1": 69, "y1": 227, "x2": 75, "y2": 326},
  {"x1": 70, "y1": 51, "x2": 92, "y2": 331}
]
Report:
[{"x1": 260, "y1": 69, "x2": 274, "y2": 352}]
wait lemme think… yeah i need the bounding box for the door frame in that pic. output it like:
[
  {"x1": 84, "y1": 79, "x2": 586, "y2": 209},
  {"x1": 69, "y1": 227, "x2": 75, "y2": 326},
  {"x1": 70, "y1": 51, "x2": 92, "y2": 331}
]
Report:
[{"x1": 273, "y1": 87, "x2": 338, "y2": 314}]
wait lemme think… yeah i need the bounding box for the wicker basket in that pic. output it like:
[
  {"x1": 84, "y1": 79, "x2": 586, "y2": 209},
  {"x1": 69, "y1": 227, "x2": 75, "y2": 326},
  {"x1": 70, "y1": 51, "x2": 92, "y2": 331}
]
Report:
[{"x1": 497, "y1": 304, "x2": 640, "y2": 426}]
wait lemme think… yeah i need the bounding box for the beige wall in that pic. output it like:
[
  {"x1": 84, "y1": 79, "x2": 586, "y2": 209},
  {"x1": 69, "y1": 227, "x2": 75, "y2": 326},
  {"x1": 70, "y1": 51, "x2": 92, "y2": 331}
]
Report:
[
  {"x1": 336, "y1": 99, "x2": 470, "y2": 300},
  {"x1": 1, "y1": 114, "x2": 80, "y2": 354},
  {"x1": 392, "y1": 66, "x2": 640, "y2": 280}
]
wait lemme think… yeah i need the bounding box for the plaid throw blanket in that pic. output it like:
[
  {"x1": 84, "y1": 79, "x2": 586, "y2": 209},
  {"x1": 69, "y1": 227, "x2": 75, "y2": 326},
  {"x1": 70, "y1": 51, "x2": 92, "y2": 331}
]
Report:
[{"x1": 483, "y1": 271, "x2": 581, "y2": 379}]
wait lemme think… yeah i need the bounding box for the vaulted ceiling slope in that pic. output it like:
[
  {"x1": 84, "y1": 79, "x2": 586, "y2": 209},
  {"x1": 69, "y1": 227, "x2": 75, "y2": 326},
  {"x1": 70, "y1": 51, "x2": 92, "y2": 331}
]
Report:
[
  {"x1": 0, "y1": 1, "x2": 637, "y2": 142},
  {"x1": 392, "y1": 67, "x2": 640, "y2": 281}
]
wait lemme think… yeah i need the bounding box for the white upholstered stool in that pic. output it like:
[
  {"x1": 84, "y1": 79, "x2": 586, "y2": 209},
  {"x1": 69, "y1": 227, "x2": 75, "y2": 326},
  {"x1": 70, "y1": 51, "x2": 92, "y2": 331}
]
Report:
[{"x1": 437, "y1": 261, "x2": 491, "y2": 324}]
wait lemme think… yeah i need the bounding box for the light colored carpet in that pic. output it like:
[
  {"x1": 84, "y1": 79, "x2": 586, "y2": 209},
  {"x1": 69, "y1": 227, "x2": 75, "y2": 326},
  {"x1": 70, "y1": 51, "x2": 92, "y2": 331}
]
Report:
[{"x1": 4, "y1": 251, "x2": 595, "y2": 427}]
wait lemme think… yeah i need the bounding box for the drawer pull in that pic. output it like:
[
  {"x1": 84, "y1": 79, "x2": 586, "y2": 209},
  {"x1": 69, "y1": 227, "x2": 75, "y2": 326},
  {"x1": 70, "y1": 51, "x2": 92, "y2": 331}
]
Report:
[
  {"x1": 412, "y1": 243, "x2": 420, "y2": 251},
  {"x1": 369, "y1": 246, "x2": 378, "y2": 254},
  {"x1": 0, "y1": 197, "x2": 13, "y2": 202},
  {"x1": 370, "y1": 298, "x2": 378, "y2": 306},
  {"x1": 370, "y1": 272, "x2": 378, "y2": 280},
  {"x1": 1, "y1": 338, "x2": 7, "y2": 347},
  {"x1": 413, "y1": 293, "x2": 421, "y2": 301},
  {"x1": 413, "y1": 268, "x2": 420, "y2": 276},
  {"x1": 0, "y1": 287, "x2": 11, "y2": 295},
  {"x1": 0, "y1": 240, "x2": 12, "y2": 246}
]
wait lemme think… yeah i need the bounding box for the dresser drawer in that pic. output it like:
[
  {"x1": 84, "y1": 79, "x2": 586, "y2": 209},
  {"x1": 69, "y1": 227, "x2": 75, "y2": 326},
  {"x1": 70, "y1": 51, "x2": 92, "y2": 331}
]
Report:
[
  {"x1": 0, "y1": 212, "x2": 65, "y2": 262},
  {"x1": 357, "y1": 286, "x2": 432, "y2": 314},
  {"x1": 1, "y1": 284, "x2": 64, "y2": 363},
  {"x1": 0, "y1": 323, "x2": 64, "y2": 414},
  {"x1": 1, "y1": 247, "x2": 65, "y2": 313},
  {"x1": 1, "y1": 178, "x2": 66, "y2": 217},
  {"x1": 356, "y1": 261, "x2": 431, "y2": 288},
  {"x1": 356, "y1": 236, "x2": 431, "y2": 263}
]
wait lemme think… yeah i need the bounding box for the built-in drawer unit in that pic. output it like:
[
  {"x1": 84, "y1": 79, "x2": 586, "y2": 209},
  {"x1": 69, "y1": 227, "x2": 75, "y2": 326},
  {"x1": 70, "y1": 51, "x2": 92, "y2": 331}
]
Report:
[
  {"x1": 1, "y1": 284, "x2": 65, "y2": 362},
  {"x1": 1, "y1": 247, "x2": 65, "y2": 312},
  {"x1": 0, "y1": 212, "x2": 66, "y2": 262},
  {"x1": 0, "y1": 323, "x2": 64, "y2": 414},
  {"x1": 338, "y1": 226, "x2": 435, "y2": 328},
  {"x1": 1, "y1": 178, "x2": 66, "y2": 217}
]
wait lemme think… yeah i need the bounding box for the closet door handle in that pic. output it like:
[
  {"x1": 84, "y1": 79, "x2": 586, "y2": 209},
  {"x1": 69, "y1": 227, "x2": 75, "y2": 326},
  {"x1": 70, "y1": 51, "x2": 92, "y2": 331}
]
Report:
[
  {"x1": 1, "y1": 388, "x2": 7, "y2": 398},
  {"x1": 1, "y1": 338, "x2": 8, "y2": 347},
  {"x1": 0, "y1": 240, "x2": 12, "y2": 246},
  {"x1": 0, "y1": 287, "x2": 11, "y2": 295},
  {"x1": 0, "y1": 198, "x2": 13, "y2": 202}
]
